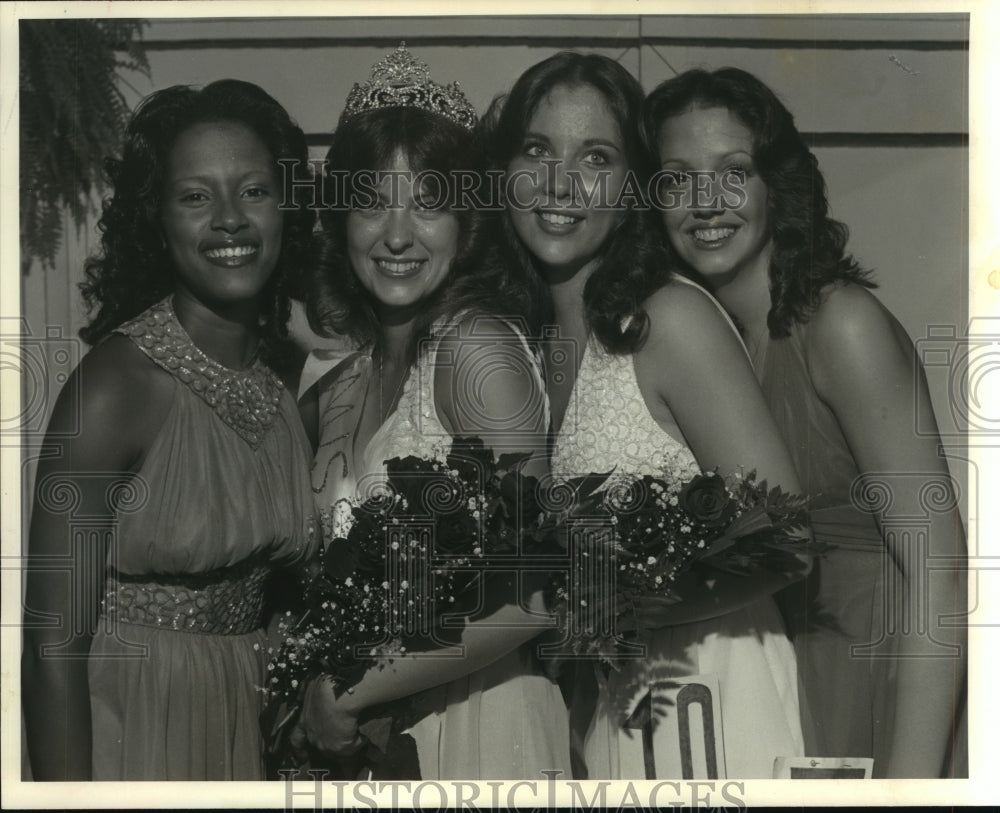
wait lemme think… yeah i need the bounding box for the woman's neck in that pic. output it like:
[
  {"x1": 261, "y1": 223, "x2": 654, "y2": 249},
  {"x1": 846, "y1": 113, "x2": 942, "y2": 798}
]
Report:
[
  {"x1": 712, "y1": 259, "x2": 772, "y2": 367},
  {"x1": 171, "y1": 288, "x2": 262, "y2": 369},
  {"x1": 545, "y1": 257, "x2": 595, "y2": 343},
  {"x1": 375, "y1": 307, "x2": 421, "y2": 367},
  {"x1": 543, "y1": 258, "x2": 597, "y2": 436}
]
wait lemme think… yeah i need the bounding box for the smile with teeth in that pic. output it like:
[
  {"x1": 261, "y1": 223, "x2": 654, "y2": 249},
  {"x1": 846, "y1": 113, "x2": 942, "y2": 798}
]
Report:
[
  {"x1": 376, "y1": 259, "x2": 424, "y2": 273},
  {"x1": 692, "y1": 227, "x2": 736, "y2": 243},
  {"x1": 204, "y1": 245, "x2": 257, "y2": 259},
  {"x1": 539, "y1": 211, "x2": 582, "y2": 226}
]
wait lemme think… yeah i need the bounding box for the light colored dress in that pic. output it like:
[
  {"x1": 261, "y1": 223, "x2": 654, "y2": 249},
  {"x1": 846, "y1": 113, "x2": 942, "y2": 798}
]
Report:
[
  {"x1": 550, "y1": 278, "x2": 803, "y2": 779},
  {"x1": 88, "y1": 297, "x2": 318, "y2": 780},
  {"x1": 300, "y1": 319, "x2": 572, "y2": 780},
  {"x1": 760, "y1": 317, "x2": 898, "y2": 774}
]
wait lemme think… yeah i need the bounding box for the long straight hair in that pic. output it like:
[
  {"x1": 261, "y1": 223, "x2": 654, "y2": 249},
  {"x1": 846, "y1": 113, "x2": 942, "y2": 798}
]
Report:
[{"x1": 482, "y1": 51, "x2": 681, "y2": 354}]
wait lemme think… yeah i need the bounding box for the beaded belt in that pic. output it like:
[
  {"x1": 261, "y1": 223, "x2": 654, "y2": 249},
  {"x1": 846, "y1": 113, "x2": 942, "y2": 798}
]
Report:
[{"x1": 101, "y1": 558, "x2": 270, "y2": 635}]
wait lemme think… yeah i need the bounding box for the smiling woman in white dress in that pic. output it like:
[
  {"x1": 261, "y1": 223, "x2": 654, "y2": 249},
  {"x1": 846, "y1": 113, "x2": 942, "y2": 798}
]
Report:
[
  {"x1": 294, "y1": 46, "x2": 570, "y2": 780},
  {"x1": 483, "y1": 52, "x2": 809, "y2": 779}
]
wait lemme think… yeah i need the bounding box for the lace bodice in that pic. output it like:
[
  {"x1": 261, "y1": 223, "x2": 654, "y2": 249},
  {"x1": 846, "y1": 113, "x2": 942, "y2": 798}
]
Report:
[
  {"x1": 551, "y1": 335, "x2": 701, "y2": 485},
  {"x1": 552, "y1": 276, "x2": 750, "y2": 486},
  {"x1": 304, "y1": 319, "x2": 542, "y2": 541}
]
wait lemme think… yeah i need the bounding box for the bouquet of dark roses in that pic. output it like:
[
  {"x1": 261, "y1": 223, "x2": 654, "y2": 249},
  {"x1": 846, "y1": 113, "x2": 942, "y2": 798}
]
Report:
[
  {"x1": 547, "y1": 467, "x2": 819, "y2": 662},
  {"x1": 261, "y1": 437, "x2": 558, "y2": 778}
]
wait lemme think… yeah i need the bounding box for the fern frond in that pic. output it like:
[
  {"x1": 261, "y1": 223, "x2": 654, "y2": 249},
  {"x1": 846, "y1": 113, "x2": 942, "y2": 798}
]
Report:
[{"x1": 20, "y1": 19, "x2": 148, "y2": 272}]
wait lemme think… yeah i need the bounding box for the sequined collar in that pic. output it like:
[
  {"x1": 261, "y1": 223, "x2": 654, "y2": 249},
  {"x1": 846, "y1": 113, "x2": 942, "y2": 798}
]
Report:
[{"x1": 114, "y1": 297, "x2": 284, "y2": 449}]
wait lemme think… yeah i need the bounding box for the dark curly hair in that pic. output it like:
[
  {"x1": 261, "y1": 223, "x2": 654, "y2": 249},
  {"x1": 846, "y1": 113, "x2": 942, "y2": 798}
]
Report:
[
  {"x1": 79, "y1": 79, "x2": 315, "y2": 372},
  {"x1": 300, "y1": 105, "x2": 538, "y2": 353},
  {"x1": 643, "y1": 67, "x2": 875, "y2": 339},
  {"x1": 481, "y1": 51, "x2": 679, "y2": 355}
]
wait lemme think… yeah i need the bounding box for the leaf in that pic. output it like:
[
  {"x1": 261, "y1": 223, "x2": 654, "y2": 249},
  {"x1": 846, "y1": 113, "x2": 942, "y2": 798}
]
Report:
[
  {"x1": 260, "y1": 699, "x2": 301, "y2": 752},
  {"x1": 571, "y1": 470, "x2": 615, "y2": 505},
  {"x1": 359, "y1": 715, "x2": 394, "y2": 753},
  {"x1": 20, "y1": 20, "x2": 148, "y2": 271}
]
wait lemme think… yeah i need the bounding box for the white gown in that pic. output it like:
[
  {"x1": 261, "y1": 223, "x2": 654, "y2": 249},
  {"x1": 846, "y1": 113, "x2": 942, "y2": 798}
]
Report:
[
  {"x1": 550, "y1": 279, "x2": 804, "y2": 779},
  {"x1": 300, "y1": 320, "x2": 572, "y2": 780}
]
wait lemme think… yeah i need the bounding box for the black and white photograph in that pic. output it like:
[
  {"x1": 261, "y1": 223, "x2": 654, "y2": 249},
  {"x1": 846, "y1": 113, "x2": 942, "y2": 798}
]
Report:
[{"x1": 2, "y1": 1, "x2": 993, "y2": 808}]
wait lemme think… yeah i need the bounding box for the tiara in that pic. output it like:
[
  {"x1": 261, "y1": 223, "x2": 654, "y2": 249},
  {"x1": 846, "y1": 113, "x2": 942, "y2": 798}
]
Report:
[{"x1": 341, "y1": 43, "x2": 477, "y2": 131}]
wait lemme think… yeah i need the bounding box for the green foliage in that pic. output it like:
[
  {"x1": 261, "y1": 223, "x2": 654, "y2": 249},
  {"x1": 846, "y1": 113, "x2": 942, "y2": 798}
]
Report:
[{"x1": 19, "y1": 19, "x2": 149, "y2": 274}]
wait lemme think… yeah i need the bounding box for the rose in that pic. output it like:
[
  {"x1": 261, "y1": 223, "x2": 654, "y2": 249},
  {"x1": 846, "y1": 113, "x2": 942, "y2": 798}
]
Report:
[
  {"x1": 677, "y1": 473, "x2": 736, "y2": 528},
  {"x1": 432, "y1": 506, "x2": 480, "y2": 556}
]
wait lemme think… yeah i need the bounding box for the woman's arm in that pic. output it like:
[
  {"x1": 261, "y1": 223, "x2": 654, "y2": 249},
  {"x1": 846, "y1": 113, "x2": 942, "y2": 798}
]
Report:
[
  {"x1": 630, "y1": 282, "x2": 809, "y2": 625},
  {"x1": 21, "y1": 337, "x2": 167, "y2": 780},
  {"x1": 301, "y1": 318, "x2": 554, "y2": 756},
  {"x1": 434, "y1": 315, "x2": 550, "y2": 477},
  {"x1": 808, "y1": 284, "x2": 966, "y2": 778},
  {"x1": 299, "y1": 590, "x2": 554, "y2": 756}
]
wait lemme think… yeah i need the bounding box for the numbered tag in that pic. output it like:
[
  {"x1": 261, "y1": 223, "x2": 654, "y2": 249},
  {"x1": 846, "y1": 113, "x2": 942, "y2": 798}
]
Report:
[
  {"x1": 620, "y1": 675, "x2": 726, "y2": 780},
  {"x1": 772, "y1": 756, "x2": 874, "y2": 779}
]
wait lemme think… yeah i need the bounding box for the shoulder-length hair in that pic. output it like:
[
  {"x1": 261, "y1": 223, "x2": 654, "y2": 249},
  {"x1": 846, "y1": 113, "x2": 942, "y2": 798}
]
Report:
[
  {"x1": 643, "y1": 67, "x2": 875, "y2": 338},
  {"x1": 79, "y1": 79, "x2": 314, "y2": 371},
  {"x1": 300, "y1": 105, "x2": 536, "y2": 352},
  {"x1": 482, "y1": 51, "x2": 678, "y2": 355}
]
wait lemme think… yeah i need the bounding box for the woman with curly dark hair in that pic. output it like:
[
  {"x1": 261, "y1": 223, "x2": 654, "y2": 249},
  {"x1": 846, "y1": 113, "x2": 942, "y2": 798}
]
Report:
[
  {"x1": 293, "y1": 46, "x2": 569, "y2": 779},
  {"x1": 22, "y1": 79, "x2": 318, "y2": 780},
  {"x1": 645, "y1": 66, "x2": 966, "y2": 777},
  {"x1": 484, "y1": 52, "x2": 809, "y2": 779}
]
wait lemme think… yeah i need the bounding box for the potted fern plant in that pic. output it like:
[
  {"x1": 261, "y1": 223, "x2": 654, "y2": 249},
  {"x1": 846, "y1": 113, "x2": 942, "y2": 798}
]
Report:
[{"x1": 19, "y1": 19, "x2": 149, "y2": 274}]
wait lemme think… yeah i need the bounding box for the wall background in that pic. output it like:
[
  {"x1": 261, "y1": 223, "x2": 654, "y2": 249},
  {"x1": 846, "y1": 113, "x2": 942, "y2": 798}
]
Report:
[{"x1": 19, "y1": 12, "x2": 970, "y2": 501}]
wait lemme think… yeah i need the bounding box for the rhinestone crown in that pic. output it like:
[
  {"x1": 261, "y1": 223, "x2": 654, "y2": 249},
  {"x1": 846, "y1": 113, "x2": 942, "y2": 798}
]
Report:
[{"x1": 341, "y1": 43, "x2": 477, "y2": 131}]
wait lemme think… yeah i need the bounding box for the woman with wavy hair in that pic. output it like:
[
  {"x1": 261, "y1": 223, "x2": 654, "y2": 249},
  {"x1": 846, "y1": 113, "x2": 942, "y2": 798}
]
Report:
[
  {"x1": 644, "y1": 66, "x2": 966, "y2": 777},
  {"x1": 483, "y1": 51, "x2": 809, "y2": 779},
  {"x1": 22, "y1": 79, "x2": 318, "y2": 780},
  {"x1": 293, "y1": 46, "x2": 570, "y2": 779}
]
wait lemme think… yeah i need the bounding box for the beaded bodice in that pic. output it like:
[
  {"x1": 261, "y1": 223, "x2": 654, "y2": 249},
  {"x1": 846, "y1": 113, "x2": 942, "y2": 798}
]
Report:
[
  {"x1": 99, "y1": 297, "x2": 317, "y2": 622},
  {"x1": 114, "y1": 297, "x2": 283, "y2": 449},
  {"x1": 551, "y1": 335, "x2": 700, "y2": 485}
]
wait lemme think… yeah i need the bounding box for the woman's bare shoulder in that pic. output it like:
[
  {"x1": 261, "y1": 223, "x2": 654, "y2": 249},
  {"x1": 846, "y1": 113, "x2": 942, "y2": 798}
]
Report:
[
  {"x1": 79, "y1": 333, "x2": 173, "y2": 405},
  {"x1": 640, "y1": 277, "x2": 745, "y2": 364},
  {"x1": 806, "y1": 283, "x2": 915, "y2": 406},
  {"x1": 49, "y1": 333, "x2": 176, "y2": 459}
]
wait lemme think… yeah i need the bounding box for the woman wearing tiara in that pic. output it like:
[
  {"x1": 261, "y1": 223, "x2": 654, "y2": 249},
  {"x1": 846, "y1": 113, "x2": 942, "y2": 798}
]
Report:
[
  {"x1": 644, "y1": 67, "x2": 967, "y2": 777},
  {"x1": 294, "y1": 46, "x2": 571, "y2": 779},
  {"x1": 22, "y1": 80, "x2": 317, "y2": 780},
  {"x1": 483, "y1": 52, "x2": 808, "y2": 779}
]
